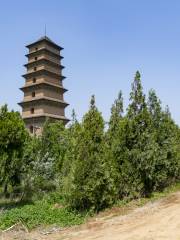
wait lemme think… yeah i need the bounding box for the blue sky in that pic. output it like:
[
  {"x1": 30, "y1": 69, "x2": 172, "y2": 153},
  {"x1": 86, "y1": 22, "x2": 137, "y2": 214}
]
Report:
[{"x1": 0, "y1": 0, "x2": 180, "y2": 124}]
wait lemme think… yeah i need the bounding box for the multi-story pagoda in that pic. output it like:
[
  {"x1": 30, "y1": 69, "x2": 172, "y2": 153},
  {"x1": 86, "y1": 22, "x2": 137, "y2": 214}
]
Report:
[{"x1": 19, "y1": 36, "x2": 69, "y2": 135}]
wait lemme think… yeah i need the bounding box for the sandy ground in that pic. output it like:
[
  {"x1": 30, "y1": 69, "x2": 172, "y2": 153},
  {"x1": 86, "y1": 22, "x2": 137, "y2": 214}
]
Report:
[{"x1": 1, "y1": 191, "x2": 180, "y2": 240}]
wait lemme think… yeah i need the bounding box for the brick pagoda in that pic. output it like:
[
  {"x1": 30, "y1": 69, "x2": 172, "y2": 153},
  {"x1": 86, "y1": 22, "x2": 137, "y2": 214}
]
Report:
[{"x1": 19, "y1": 36, "x2": 69, "y2": 134}]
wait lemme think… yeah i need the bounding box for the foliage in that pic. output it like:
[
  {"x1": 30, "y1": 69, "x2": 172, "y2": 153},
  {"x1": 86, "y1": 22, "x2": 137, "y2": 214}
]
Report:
[
  {"x1": 108, "y1": 90, "x2": 124, "y2": 137},
  {"x1": 147, "y1": 89, "x2": 180, "y2": 189},
  {"x1": 0, "y1": 105, "x2": 28, "y2": 196},
  {"x1": 0, "y1": 182, "x2": 179, "y2": 231},
  {"x1": 22, "y1": 120, "x2": 71, "y2": 197},
  {"x1": 0, "y1": 71, "x2": 180, "y2": 225},
  {"x1": 125, "y1": 72, "x2": 157, "y2": 196},
  {"x1": 60, "y1": 110, "x2": 82, "y2": 188},
  {"x1": 41, "y1": 120, "x2": 69, "y2": 173},
  {"x1": 0, "y1": 196, "x2": 86, "y2": 230},
  {"x1": 22, "y1": 135, "x2": 55, "y2": 198},
  {"x1": 62, "y1": 96, "x2": 117, "y2": 211}
]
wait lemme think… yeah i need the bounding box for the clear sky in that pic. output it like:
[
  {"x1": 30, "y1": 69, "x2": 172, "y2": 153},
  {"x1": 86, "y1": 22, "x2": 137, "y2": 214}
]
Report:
[{"x1": 0, "y1": 0, "x2": 180, "y2": 124}]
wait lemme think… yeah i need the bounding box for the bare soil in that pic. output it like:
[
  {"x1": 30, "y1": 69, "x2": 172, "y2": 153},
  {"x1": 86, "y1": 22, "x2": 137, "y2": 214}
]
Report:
[{"x1": 1, "y1": 191, "x2": 180, "y2": 240}]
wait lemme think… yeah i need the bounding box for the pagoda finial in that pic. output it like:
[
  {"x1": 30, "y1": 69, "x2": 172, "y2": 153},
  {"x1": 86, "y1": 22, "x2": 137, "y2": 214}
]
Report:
[{"x1": 44, "y1": 24, "x2": 46, "y2": 37}]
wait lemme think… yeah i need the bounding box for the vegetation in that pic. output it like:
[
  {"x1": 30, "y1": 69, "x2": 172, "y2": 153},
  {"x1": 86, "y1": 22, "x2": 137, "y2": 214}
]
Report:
[
  {"x1": 0, "y1": 194, "x2": 86, "y2": 230},
  {"x1": 0, "y1": 71, "x2": 179, "y2": 229},
  {"x1": 0, "y1": 105, "x2": 28, "y2": 197},
  {"x1": 0, "y1": 182, "x2": 179, "y2": 230}
]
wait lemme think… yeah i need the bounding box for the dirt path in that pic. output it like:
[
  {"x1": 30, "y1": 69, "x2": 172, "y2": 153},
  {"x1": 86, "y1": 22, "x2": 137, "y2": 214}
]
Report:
[{"x1": 1, "y1": 191, "x2": 180, "y2": 240}]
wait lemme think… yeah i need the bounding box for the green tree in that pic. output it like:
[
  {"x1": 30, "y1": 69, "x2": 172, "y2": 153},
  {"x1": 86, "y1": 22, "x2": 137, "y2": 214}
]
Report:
[
  {"x1": 63, "y1": 96, "x2": 117, "y2": 211},
  {"x1": 22, "y1": 135, "x2": 41, "y2": 198},
  {"x1": 0, "y1": 105, "x2": 28, "y2": 196},
  {"x1": 41, "y1": 120, "x2": 68, "y2": 173},
  {"x1": 126, "y1": 72, "x2": 158, "y2": 196},
  {"x1": 106, "y1": 91, "x2": 128, "y2": 197},
  {"x1": 147, "y1": 90, "x2": 180, "y2": 189},
  {"x1": 60, "y1": 110, "x2": 81, "y2": 186},
  {"x1": 127, "y1": 71, "x2": 146, "y2": 119},
  {"x1": 108, "y1": 90, "x2": 123, "y2": 136}
]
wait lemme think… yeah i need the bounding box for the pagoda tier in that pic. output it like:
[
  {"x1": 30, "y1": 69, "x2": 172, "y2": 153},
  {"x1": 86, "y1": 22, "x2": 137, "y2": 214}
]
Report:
[
  {"x1": 20, "y1": 82, "x2": 68, "y2": 93},
  {"x1": 22, "y1": 69, "x2": 66, "y2": 81},
  {"x1": 19, "y1": 36, "x2": 69, "y2": 135},
  {"x1": 26, "y1": 36, "x2": 63, "y2": 50},
  {"x1": 19, "y1": 97, "x2": 69, "y2": 107},
  {"x1": 23, "y1": 114, "x2": 68, "y2": 121},
  {"x1": 25, "y1": 48, "x2": 64, "y2": 60},
  {"x1": 24, "y1": 58, "x2": 65, "y2": 69}
]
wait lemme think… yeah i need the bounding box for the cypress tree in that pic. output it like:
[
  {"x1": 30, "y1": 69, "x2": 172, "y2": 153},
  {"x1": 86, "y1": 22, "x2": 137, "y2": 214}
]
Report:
[
  {"x1": 127, "y1": 71, "x2": 146, "y2": 119},
  {"x1": 108, "y1": 90, "x2": 123, "y2": 136},
  {"x1": 126, "y1": 72, "x2": 159, "y2": 196},
  {"x1": 147, "y1": 90, "x2": 180, "y2": 189},
  {"x1": 64, "y1": 95, "x2": 117, "y2": 211},
  {"x1": 106, "y1": 91, "x2": 128, "y2": 197},
  {"x1": 60, "y1": 109, "x2": 82, "y2": 187}
]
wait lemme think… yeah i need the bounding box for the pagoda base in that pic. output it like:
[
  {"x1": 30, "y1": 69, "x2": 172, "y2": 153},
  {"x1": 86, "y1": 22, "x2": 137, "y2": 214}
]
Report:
[{"x1": 24, "y1": 115, "x2": 69, "y2": 135}]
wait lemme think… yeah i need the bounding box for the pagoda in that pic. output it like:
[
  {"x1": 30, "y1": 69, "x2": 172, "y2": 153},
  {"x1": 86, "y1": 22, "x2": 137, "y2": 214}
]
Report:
[{"x1": 19, "y1": 36, "x2": 69, "y2": 135}]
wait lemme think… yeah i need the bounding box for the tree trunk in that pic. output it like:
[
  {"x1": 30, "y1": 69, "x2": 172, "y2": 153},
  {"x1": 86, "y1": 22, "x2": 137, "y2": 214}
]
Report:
[{"x1": 3, "y1": 183, "x2": 9, "y2": 198}]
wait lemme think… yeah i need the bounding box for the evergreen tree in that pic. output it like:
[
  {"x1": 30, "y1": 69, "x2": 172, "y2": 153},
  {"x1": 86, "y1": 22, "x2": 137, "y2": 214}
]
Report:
[
  {"x1": 127, "y1": 71, "x2": 146, "y2": 119},
  {"x1": 109, "y1": 90, "x2": 123, "y2": 136},
  {"x1": 60, "y1": 109, "x2": 82, "y2": 187},
  {"x1": 41, "y1": 120, "x2": 68, "y2": 173},
  {"x1": 106, "y1": 91, "x2": 127, "y2": 197},
  {"x1": 148, "y1": 90, "x2": 180, "y2": 189},
  {"x1": 63, "y1": 95, "x2": 117, "y2": 211},
  {"x1": 71, "y1": 109, "x2": 78, "y2": 124},
  {"x1": 126, "y1": 72, "x2": 159, "y2": 196},
  {"x1": 0, "y1": 105, "x2": 28, "y2": 196}
]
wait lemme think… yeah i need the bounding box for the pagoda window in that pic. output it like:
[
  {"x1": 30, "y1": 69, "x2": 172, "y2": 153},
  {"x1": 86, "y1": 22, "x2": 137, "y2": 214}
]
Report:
[
  {"x1": 35, "y1": 47, "x2": 38, "y2": 51},
  {"x1": 29, "y1": 125, "x2": 34, "y2": 133},
  {"x1": 35, "y1": 57, "x2": 38, "y2": 61},
  {"x1": 34, "y1": 67, "x2": 37, "y2": 71},
  {"x1": 30, "y1": 108, "x2": 34, "y2": 114},
  {"x1": 33, "y1": 77, "x2": 36, "y2": 83},
  {"x1": 32, "y1": 92, "x2": 35, "y2": 97}
]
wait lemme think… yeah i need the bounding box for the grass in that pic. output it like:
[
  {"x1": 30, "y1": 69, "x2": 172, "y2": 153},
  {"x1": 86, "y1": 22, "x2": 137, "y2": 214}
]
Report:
[
  {"x1": 116, "y1": 181, "x2": 180, "y2": 209},
  {"x1": 0, "y1": 194, "x2": 87, "y2": 230},
  {"x1": 0, "y1": 182, "x2": 179, "y2": 231}
]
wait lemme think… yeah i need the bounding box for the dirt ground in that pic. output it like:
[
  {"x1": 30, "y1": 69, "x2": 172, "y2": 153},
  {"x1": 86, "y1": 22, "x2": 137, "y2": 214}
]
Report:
[{"x1": 1, "y1": 191, "x2": 180, "y2": 240}]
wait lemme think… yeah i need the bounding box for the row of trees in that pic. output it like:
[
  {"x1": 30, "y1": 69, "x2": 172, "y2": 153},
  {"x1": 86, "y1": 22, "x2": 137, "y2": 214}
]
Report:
[{"x1": 0, "y1": 71, "x2": 180, "y2": 211}]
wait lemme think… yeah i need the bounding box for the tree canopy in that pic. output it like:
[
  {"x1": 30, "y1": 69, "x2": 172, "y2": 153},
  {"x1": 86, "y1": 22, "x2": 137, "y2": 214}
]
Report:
[{"x1": 0, "y1": 72, "x2": 179, "y2": 211}]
